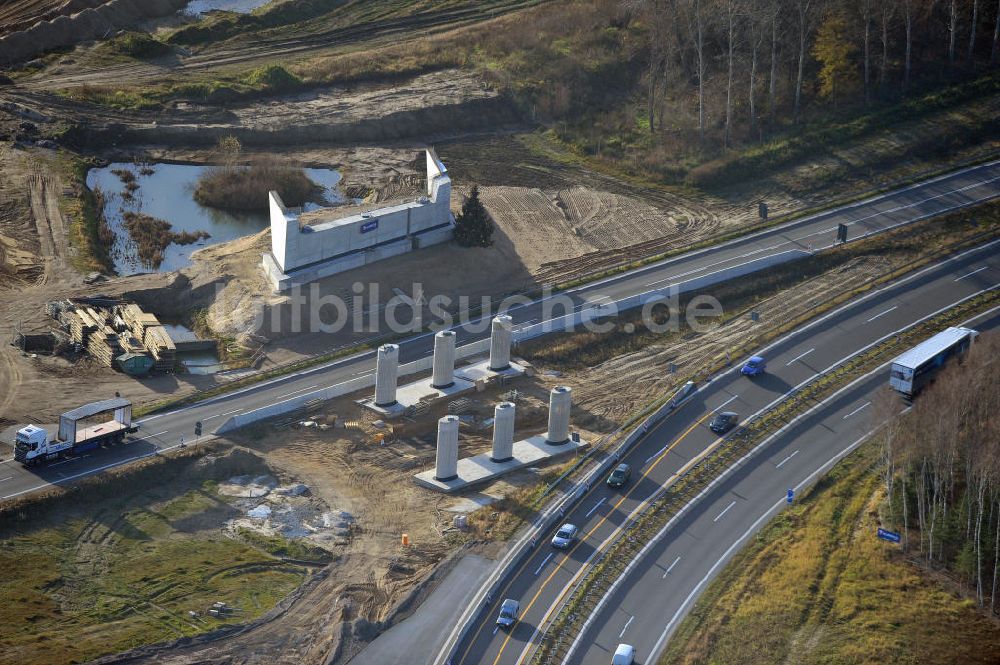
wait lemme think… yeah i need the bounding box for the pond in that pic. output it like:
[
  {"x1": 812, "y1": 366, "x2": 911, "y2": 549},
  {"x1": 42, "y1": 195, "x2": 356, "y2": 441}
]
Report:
[
  {"x1": 183, "y1": 0, "x2": 274, "y2": 17},
  {"x1": 87, "y1": 162, "x2": 343, "y2": 276}
]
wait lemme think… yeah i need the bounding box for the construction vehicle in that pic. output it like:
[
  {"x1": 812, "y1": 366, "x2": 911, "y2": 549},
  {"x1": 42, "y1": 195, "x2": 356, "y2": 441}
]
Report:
[{"x1": 14, "y1": 398, "x2": 138, "y2": 466}]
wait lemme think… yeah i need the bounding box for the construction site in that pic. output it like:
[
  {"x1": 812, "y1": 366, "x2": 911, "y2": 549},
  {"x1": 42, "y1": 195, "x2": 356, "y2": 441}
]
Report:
[{"x1": 1, "y1": 1, "x2": 1000, "y2": 664}]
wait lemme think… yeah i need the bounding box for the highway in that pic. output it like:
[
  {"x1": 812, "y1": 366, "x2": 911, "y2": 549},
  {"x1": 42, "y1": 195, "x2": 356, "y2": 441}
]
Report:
[
  {"x1": 566, "y1": 306, "x2": 1000, "y2": 665},
  {"x1": 1, "y1": 160, "x2": 998, "y2": 503},
  {"x1": 448, "y1": 241, "x2": 1000, "y2": 665}
]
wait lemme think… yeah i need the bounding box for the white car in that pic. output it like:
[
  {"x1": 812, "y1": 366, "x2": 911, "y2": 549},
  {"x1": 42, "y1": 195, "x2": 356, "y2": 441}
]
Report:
[
  {"x1": 612, "y1": 643, "x2": 635, "y2": 665},
  {"x1": 551, "y1": 523, "x2": 578, "y2": 549}
]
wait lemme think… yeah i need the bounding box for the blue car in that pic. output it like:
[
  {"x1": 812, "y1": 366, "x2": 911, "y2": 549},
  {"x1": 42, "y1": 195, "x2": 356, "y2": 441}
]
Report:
[{"x1": 741, "y1": 355, "x2": 766, "y2": 376}]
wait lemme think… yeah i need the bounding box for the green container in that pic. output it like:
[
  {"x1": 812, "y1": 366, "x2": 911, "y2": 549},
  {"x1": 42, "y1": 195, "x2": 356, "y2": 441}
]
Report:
[{"x1": 116, "y1": 352, "x2": 154, "y2": 376}]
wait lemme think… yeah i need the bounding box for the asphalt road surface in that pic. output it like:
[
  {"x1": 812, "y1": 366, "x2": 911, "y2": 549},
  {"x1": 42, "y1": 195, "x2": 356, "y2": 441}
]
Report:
[
  {"x1": 449, "y1": 241, "x2": 999, "y2": 665},
  {"x1": 1, "y1": 161, "x2": 998, "y2": 504},
  {"x1": 565, "y1": 310, "x2": 1000, "y2": 665}
]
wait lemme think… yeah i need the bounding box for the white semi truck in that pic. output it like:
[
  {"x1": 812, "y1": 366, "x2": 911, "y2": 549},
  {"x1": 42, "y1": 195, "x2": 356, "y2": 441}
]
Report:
[
  {"x1": 889, "y1": 326, "x2": 978, "y2": 398},
  {"x1": 14, "y1": 398, "x2": 138, "y2": 467}
]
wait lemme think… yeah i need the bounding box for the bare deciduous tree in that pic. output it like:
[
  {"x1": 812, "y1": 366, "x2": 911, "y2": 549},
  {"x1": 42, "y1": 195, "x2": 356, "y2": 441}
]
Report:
[{"x1": 793, "y1": 0, "x2": 814, "y2": 122}]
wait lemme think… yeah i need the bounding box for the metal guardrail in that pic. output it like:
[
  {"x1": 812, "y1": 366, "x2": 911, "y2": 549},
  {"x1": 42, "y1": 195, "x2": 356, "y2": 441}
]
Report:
[
  {"x1": 432, "y1": 381, "x2": 700, "y2": 665},
  {"x1": 527, "y1": 286, "x2": 1000, "y2": 665}
]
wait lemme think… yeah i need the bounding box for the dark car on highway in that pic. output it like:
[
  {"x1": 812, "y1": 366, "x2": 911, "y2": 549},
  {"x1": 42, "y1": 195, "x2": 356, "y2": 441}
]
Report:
[
  {"x1": 607, "y1": 463, "x2": 632, "y2": 488},
  {"x1": 709, "y1": 411, "x2": 739, "y2": 434},
  {"x1": 496, "y1": 598, "x2": 519, "y2": 629}
]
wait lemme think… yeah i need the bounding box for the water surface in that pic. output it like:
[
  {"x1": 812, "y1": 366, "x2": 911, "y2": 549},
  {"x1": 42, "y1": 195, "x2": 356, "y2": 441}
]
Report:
[
  {"x1": 87, "y1": 162, "x2": 342, "y2": 275},
  {"x1": 183, "y1": 0, "x2": 273, "y2": 17}
]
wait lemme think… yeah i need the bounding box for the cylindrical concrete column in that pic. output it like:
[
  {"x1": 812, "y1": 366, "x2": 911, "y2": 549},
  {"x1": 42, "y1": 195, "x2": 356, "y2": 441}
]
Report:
[
  {"x1": 374, "y1": 344, "x2": 399, "y2": 407},
  {"x1": 432, "y1": 330, "x2": 456, "y2": 389},
  {"x1": 489, "y1": 315, "x2": 513, "y2": 371},
  {"x1": 546, "y1": 386, "x2": 572, "y2": 445},
  {"x1": 491, "y1": 402, "x2": 516, "y2": 462},
  {"x1": 435, "y1": 415, "x2": 460, "y2": 481}
]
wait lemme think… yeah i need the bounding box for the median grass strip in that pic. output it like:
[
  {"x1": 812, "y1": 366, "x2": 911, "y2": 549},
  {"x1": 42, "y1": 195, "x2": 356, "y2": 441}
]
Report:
[{"x1": 529, "y1": 288, "x2": 1000, "y2": 664}]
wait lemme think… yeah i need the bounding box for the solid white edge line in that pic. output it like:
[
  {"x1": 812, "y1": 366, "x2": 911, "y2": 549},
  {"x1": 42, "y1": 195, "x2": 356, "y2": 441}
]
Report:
[
  {"x1": 559, "y1": 302, "x2": 1000, "y2": 665},
  {"x1": 434, "y1": 169, "x2": 1000, "y2": 665},
  {"x1": 524, "y1": 284, "x2": 1000, "y2": 665},
  {"x1": 647, "y1": 429, "x2": 875, "y2": 661}
]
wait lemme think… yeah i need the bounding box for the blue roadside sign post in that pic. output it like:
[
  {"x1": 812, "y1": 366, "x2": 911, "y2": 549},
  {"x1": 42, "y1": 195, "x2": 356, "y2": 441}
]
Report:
[
  {"x1": 786, "y1": 489, "x2": 794, "y2": 504},
  {"x1": 877, "y1": 528, "x2": 902, "y2": 543}
]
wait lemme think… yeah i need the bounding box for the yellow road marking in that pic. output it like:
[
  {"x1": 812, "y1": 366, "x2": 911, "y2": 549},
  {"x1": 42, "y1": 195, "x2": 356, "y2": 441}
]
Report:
[{"x1": 486, "y1": 411, "x2": 715, "y2": 665}]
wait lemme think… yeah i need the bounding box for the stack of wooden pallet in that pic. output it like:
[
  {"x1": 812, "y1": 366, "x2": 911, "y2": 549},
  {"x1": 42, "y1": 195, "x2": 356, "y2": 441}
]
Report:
[
  {"x1": 86, "y1": 323, "x2": 122, "y2": 367},
  {"x1": 68, "y1": 308, "x2": 100, "y2": 346},
  {"x1": 120, "y1": 304, "x2": 160, "y2": 343},
  {"x1": 143, "y1": 325, "x2": 176, "y2": 371}
]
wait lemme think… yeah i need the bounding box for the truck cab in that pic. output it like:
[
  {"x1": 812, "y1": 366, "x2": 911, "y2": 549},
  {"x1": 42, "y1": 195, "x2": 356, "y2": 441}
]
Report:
[{"x1": 13, "y1": 425, "x2": 58, "y2": 465}]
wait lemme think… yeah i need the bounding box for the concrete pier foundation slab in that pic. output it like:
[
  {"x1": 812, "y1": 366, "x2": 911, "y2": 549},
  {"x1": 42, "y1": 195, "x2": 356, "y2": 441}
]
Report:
[
  {"x1": 454, "y1": 358, "x2": 527, "y2": 384},
  {"x1": 413, "y1": 434, "x2": 587, "y2": 493},
  {"x1": 359, "y1": 374, "x2": 476, "y2": 418}
]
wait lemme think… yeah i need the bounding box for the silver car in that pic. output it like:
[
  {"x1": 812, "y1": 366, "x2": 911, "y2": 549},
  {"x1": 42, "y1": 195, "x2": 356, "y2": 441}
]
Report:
[
  {"x1": 551, "y1": 523, "x2": 579, "y2": 549},
  {"x1": 496, "y1": 598, "x2": 519, "y2": 629}
]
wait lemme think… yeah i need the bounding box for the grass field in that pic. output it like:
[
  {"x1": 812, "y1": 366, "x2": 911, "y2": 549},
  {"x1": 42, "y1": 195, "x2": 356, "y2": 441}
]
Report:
[
  {"x1": 0, "y1": 449, "x2": 314, "y2": 665},
  {"x1": 659, "y1": 441, "x2": 1000, "y2": 665}
]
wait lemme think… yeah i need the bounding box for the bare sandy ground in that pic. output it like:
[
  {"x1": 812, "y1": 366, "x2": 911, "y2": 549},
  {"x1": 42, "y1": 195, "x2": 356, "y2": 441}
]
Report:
[{"x1": 110, "y1": 370, "x2": 589, "y2": 665}]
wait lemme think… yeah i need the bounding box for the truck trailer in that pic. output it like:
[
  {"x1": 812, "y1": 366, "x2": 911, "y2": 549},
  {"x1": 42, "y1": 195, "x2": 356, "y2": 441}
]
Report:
[
  {"x1": 14, "y1": 398, "x2": 137, "y2": 466},
  {"x1": 889, "y1": 326, "x2": 978, "y2": 398}
]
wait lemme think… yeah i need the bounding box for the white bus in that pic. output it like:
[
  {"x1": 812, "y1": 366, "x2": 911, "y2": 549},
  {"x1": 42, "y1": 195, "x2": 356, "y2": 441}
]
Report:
[{"x1": 889, "y1": 326, "x2": 978, "y2": 397}]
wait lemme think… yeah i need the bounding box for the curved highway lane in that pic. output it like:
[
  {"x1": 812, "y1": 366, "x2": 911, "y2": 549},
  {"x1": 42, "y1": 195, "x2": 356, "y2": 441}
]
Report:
[
  {"x1": 450, "y1": 241, "x2": 1000, "y2": 665},
  {"x1": 2, "y1": 161, "x2": 999, "y2": 504}
]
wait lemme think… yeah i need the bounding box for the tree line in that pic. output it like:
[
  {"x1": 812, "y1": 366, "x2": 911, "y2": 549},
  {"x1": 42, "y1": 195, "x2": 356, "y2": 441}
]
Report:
[
  {"x1": 630, "y1": 0, "x2": 1000, "y2": 147},
  {"x1": 878, "y1": 332, "x2": 1000, "y2": 611}
]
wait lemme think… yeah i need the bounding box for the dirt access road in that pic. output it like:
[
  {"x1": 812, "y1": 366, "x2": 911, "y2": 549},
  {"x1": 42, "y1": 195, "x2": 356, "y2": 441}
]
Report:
[{"x1": 12, "y1": 0, "x2": 545, "y2": 91}]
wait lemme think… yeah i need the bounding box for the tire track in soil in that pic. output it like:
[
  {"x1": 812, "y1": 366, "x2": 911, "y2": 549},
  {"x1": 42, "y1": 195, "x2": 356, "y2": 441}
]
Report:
[{"x1": 18, "y1": 1, "x2": 547, "y2": 92}]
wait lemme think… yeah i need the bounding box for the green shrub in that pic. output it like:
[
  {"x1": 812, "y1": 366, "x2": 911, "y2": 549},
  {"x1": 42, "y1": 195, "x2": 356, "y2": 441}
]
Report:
[
  {"x1": 105, "y1": 31, "x2": 172, "y2": 59},
  {"x1": 241, "y1": 64, "x2": 302, "y2": 92}
]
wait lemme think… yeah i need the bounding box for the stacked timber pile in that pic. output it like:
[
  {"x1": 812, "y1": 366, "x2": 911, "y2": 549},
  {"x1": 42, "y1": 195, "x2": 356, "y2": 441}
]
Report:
[
  {"x1": 120, "y1": 304, "x2": 159, "y2": 342},
  {"x1": 55, "y1": 300, "x2": 181, "y2": 372},
  {"x1": 87, "y1": 323, "x2": 122, "y2": 367},
  {"x1": 68, "y1": 307, "x2": 100, "y2": 346},
  {"x1": 143, "y1": 325, "x2": 176, "y2": 371},
  {"x1": 120, "y1": 303, "x2": 175, "y2": 371}
]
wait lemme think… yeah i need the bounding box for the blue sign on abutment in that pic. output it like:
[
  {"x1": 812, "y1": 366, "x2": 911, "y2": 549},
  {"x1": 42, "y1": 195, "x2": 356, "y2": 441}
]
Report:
[
  {"x1": 360, "y1": 219, "x2": 379, "y2": 234},
  {"x1": 877, "y1": 528, "x2": 902, "y2": 543}
]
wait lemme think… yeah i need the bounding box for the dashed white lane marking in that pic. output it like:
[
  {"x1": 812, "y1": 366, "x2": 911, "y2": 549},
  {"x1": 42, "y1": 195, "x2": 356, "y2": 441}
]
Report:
[
  {"x1": 534, "y1": 552, "x2": 554, "y2": 576},
  {"x1": 663, "y1": 556, "x2": 682, "y2": 578},
  {"x1": 203, "y1": 407, "x2": 244, "y2": 421},
  {"x1": 842, "y1": 401, "x2": 872, "y2": 419},
  {"x1": 585, "y1": 497, "x2": 606, "y2": 518},
  {"x1": 713, "y1": 500, "x2": 737, "y2": 522},
  {"x1": 785, "y1": 348, "x2": 815, "y2": 365},
  {"x1": 714, "y1": 395, "x2": 739, "y2": 411},
  {"x1": 274, "y1": 384, "x2": 319, "y2": 400},
  {"x1": 619, "y1": 615, "x2": 634, "y2": 638},
  {"x1": 0, "y1": 476, "x2": 12, "y2": 483},
  {"x1": 955, "y1": 266, "x2": 987, "y2": 281},
  {"x1": 775, "y1": 450, "x2": 799, "y2": 469},
  {"x1": 147, "y1": 430, "x2": 169, "y2": 437},
  {"x1": 867, "y1": 305, "x2": 898, "y2": 322}
]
